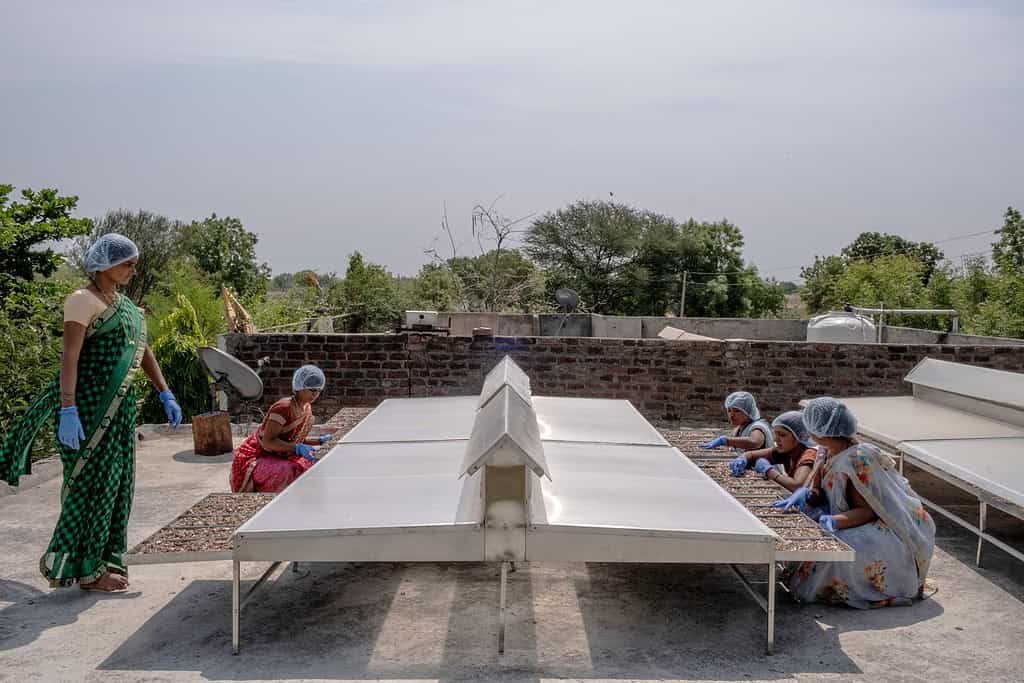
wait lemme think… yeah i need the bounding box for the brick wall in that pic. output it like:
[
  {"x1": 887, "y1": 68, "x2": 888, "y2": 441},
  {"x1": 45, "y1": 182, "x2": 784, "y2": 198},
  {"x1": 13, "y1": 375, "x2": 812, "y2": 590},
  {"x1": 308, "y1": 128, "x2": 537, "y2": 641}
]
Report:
[{"x1": 223, "y1": 333, "x2": 1024, "y2": 423}]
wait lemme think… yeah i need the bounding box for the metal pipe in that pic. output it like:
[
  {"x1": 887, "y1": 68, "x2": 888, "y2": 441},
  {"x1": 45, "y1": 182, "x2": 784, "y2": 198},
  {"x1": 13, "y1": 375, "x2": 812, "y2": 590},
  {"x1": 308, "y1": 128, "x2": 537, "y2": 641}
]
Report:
[
  {"x1": 241, "y1": 561, "x2": 283, "y2": 610},
  {"x1": 847, "y1": 305, "x2": 961, "y2": 317},
  {"x1": 498, "y1": 561, "x2": 509, "y2": 654},
  {"x1": 767, "y1": 558, "x2": 776, "y2": 655},
  {"x1": 232, "y1": 560, "x2": 240, "y2": 655},
  {"x1": 977, "y1": 502, "x2": 987, "y2": 567},
  {"x1": 920, "y1": 494, "x2": 1024, "y2": 563}
]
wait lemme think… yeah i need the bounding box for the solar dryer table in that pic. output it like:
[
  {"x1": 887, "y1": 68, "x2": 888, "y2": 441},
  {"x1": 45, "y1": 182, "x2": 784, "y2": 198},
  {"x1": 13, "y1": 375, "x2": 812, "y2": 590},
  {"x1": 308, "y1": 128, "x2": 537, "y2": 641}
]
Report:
[
  {"x1": 233, "y1": 373, "x2": 783, "y2": 655},
  {"x1": 809, "y1": 358, "x2": 1024, "y2": 568}
]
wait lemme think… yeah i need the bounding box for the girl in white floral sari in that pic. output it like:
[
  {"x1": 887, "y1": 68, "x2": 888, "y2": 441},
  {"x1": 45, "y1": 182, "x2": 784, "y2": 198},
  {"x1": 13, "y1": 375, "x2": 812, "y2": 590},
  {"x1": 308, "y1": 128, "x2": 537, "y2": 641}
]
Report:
[{"x1": 777, "y1": 397, "x2": 936, "y2": 609}]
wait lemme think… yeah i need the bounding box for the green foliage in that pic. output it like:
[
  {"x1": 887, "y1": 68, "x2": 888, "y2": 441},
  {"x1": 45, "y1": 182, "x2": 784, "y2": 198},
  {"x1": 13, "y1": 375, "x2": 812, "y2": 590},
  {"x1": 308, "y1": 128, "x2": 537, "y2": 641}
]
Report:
[
  {"x1": 144, "y1": 259, "x2": 224, "y2": 343},
  {"x1": 992, "y1": 206, "x2": 1024, "y2": 274},
  {"x1": 70, "y1": 209, "x2": 184, "y2": 304},
  {"x1": 799, "y1": 255, "x2": 847, "y2": 313},
  {"x1": 139, "y1": 295, "x2": 211, "y2": 423},
  {"x1": 525, "y1": 200, "x2": 648, "y2": 313},
  {"x1": 801, "y1": 232, "x2": 944, "y2": 314},
  {"x1": 799, "y1": 211, "x2": 1024, "y2": 338},
  {"x1": 329, "y1": 252, "x2": 401, "y2": 332},
  {"x1": 0, "y1": 185, "x2": 91, "y2": 459},
  {"x1": 183, "y1": 213, "x2": 271, "y2": 299},
  {"x1": 0, "y1": 284, "x2": 73, "y2": 461},
  {"x1": 0, "y1": 184, "x2": 92, "y2": 313},
  {"x1": 408, "y1": 263, "x2": 465, "y2": 311},
  {"x1": 448, "y1": 249, "x2": 545, "y2": 312},
  {"x1": 525, "y1": 202, "x2": 781, "y2": 317},
  {"x1": 841, "y1": 232, "x2": 943, "y2": 284}
]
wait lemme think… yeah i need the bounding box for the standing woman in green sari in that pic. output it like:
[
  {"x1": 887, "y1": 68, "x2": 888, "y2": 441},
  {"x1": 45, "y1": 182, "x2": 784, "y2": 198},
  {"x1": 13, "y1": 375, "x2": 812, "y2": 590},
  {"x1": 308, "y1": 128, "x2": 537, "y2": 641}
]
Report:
[{"x1": 0, "y1": 233, "x2": 182, "y2": 592}]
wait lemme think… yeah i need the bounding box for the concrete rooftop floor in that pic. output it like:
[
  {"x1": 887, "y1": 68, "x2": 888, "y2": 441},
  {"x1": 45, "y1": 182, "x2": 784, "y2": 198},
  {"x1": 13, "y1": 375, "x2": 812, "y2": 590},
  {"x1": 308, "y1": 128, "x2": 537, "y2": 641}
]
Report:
[{"x1": 2, "y1": 429, "x2": 1023, "y2": 683}]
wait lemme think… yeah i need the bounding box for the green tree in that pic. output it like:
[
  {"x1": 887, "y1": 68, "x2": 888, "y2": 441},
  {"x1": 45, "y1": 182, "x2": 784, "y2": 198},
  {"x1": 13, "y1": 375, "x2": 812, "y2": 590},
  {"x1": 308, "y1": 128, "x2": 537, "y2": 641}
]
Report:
[
  {"x1": 0, "y1": 185, "x2": 91, "y2": 460},
  {"x1": 330, "y1": 252, "x2": 400, "y2": 332},
  {"x1": 184, "y1": 213, "x2": 271, "y2": 299},
  {"x1": 409, "y1": 263, "x2": 465, "y2": 311},
  {"x1": 138, "y1": 295, "x2": 211, "y2": 423},
  {"x1": 144, "y1": 259, "x2": 225, "y2": 343},
  {"x1": 800, "y1": 255, "x2": 849, "y2": 313},
  {"x1": 841, "y1": 231, "x2": 943, "y2": 283},
  {"x1": 524, "y1": 200, "x2": 648, "y2": 313},
  {"x1": 832, "y1": 254, "x2": 945, "y2": 328},
  {"x1": 992, "y1": 206, "x2": 1024, "y2": 274},
  {"x1": 449, "y1": 249, "x2": 545, "y2": 312},
  {"x1": 0, "y1": 184, "x2": 92, "y2": 313},
  {"x1": 70, "y1": 209, "x2": 184, "y2": 304}
]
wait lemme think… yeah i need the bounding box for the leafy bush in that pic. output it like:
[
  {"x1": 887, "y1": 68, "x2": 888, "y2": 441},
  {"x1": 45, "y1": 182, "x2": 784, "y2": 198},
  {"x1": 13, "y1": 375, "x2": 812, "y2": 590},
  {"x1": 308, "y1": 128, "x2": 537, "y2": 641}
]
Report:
[{"x1": 138, "y1": 296, "x2": 211, "y2": 424}]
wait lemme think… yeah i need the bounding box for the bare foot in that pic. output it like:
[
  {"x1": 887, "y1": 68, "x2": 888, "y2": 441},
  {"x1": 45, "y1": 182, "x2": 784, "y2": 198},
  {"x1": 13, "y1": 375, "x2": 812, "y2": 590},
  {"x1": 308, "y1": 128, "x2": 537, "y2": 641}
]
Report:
[{"x1": 80, "y1": 572, "x2": 129, "y2": 592}]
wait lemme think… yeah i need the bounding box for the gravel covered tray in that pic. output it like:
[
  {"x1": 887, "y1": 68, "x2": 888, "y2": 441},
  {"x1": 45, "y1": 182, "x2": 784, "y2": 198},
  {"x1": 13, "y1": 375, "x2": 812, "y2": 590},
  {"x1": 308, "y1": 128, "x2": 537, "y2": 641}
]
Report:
[
  {"x1": 127, "y1": 493, "x2": 275, "y2": 563},
  {"x1": 655, "y1": 424, "x2": 855, "y2": 562},
  {"x1": 127, "y1": 406, "x2": 376, "y2": 564}
]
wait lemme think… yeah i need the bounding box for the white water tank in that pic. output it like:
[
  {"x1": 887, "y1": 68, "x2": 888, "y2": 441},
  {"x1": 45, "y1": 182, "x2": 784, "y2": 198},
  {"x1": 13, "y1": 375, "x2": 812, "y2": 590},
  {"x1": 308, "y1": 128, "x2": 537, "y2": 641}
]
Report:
[{"x1": 806, "y1": 311, "x2": 877, "y2": 343}]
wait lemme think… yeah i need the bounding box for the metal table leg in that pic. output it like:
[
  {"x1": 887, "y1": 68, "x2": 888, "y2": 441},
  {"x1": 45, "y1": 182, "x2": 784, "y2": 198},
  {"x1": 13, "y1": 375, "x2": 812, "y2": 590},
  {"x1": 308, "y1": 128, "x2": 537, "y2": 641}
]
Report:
[
  {"x1": 498, "y1": 561, "x2": 509, "y2": 654},
  {"x1": 766, "y1": 559, "x2": 776, "y2": 655},
  {"x1": 977, "y1": 501, "x2": 987, "y2": 567},
  {"x1": 232, "y1": 560, "x2": 240, "y2": 655}
]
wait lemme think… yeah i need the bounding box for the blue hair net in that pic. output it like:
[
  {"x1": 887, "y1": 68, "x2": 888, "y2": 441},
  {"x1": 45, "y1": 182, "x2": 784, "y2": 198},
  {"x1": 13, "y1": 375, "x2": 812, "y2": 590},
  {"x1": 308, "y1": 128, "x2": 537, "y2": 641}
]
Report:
[
  {"x1": 82, "y1": 233, "x2": 139, "y2": 273},
  {"x1": 292, "y1": 364, "x2": 326, "y2": 392},
  {"x1": 724, "y1": 391, "x2": 760, "y2": 421},
  {"x1": 772, "y1": 410, "x2": 812, "y2": 447},
  {"x1": 803, "y1": 397, "x2": 858, "y2": 438}
]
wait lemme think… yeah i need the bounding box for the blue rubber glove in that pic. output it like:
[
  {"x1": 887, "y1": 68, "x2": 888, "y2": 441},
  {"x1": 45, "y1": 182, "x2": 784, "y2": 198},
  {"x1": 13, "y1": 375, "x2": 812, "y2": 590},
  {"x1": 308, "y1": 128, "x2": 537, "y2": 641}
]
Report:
[
  {"x1": 295, "y1": 443, "x2": 318, "y2": 462},
  {"x1": 319, "y1": 433, "x2": 331, "y2": 445},
  {"x1": 772, "y1": 486, "x2": 809, "y2": 512},
  {"x1": 700, "y1": 435, "x2": 728, "y2": 450},
  {"x1": 729, "y1": 455, "x2": 748, "y2": 476},
  {"x1": 819, "y1": 515, "x2": 838, "y2": 533},
  {"x1": 158, "y1": 390, "x2": 182, "y2": 428},
  {"x1": 754, "y1": 457, "x2": 774, "y2": 477},
  {"x1": 58, "y1": 406, "x2": 86, "y2": 451}
]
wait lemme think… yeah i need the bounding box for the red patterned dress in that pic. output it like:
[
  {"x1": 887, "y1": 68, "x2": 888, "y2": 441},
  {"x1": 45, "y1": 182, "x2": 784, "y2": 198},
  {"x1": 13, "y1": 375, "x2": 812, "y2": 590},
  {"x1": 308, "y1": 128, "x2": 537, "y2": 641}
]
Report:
[{"x1": 229, "y1": 398, "x2": 315, "y2": 493}]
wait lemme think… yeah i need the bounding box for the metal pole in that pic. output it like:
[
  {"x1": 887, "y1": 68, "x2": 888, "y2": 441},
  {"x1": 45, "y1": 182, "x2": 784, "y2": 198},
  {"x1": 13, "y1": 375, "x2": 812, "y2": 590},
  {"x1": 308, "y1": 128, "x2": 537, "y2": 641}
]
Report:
[
  {"x1": 977, "y1": 501, "x2": 987, "y2": 567},
  {"x1": 766, "y1": 559, "x2": 776, "y2": 655},
  {"x1": 232, "y1": 560, "x2": 240, "y2": 655},
  {"x1": 498, "y1": 561, "x2": 509, "y2": 654},
  {"x1": 679, "y1": 271, "x2": 688, "y2": 317}
]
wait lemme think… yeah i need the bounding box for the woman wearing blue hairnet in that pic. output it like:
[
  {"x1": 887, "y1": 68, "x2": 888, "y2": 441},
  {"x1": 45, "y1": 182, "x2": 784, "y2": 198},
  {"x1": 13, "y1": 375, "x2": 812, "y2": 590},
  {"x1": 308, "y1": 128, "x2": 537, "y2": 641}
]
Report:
[
  {"x1": 732, "y1": 410, "x2": 822, "y2": 491},
  {"x1": 699, "y1": 391, "x2": 775, "y2": 474},
  {"x1": 229, "y1": 364, "x2": 335, "y2": 493},
  {"x1": 0, "y1": 233, "x2": 182, "y2": 592},
  {"x1": 774, "y1": 397, "x2": 935, "y2": 608}
]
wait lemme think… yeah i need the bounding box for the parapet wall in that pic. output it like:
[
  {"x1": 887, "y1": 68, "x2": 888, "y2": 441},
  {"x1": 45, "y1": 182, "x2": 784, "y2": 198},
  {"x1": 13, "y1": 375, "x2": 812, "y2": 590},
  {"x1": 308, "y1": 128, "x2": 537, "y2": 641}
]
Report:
[{"x1": 223, "y1": 333, "x2": 1024, "y2": 423}]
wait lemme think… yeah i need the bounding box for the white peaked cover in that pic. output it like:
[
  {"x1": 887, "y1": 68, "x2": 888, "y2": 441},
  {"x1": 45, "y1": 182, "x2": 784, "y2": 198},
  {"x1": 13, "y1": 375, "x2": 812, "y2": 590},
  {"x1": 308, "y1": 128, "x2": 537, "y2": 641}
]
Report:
[
  {"x1": 906, "y1": 357, "x2": 1024, "y2": 411},
  {"x1": 460, "y1": 384, "x2": 549, "y2": 478},
  {"x1": 479, "y1": 355, "x2": 532, "y2": 409}
]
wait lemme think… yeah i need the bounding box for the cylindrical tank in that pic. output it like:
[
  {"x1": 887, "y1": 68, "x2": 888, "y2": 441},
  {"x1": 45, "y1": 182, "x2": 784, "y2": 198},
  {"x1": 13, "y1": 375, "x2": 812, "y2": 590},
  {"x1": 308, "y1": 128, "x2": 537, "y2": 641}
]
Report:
[{"x1": 806, "y1": 311, "x2": 877, "y2": 343}]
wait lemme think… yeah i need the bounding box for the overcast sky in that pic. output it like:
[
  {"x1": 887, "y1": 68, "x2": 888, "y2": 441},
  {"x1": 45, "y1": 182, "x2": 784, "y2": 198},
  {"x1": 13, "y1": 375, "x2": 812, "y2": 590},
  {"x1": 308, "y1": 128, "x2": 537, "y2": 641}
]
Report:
[{"x1": 2, "y1": 1, "x2": 1022, "y2": 280}]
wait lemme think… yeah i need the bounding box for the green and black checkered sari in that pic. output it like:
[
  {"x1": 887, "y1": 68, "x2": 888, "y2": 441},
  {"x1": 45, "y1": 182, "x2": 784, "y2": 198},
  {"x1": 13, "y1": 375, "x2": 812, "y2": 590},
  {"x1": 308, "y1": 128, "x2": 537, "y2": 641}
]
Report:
[{"x1": 0, "y1": 295, "x2": 147, "y2": 586}]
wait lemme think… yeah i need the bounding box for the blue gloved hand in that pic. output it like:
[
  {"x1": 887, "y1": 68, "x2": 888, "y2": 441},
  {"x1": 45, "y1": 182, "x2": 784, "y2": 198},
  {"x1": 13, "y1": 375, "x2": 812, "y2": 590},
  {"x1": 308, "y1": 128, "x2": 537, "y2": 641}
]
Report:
[
  {"x1": 700, "y1": 435, "x2": 728, "y2": 450},
  {"x1": 319, "y1": 434, "x2": 331, "y2": 445},
  {"x1": 58, "y1": 406, "x2": 86, "y2": 451},
  {"x1": 819, "y1": 515, "x2": 838, "y2": 533},
  {"x1": 771, "y1": 486, "x2": 809, "y2": 512},
  {"x1": 295, "y1": 443, "x2": 318, "y2": 462},
  {"x1": 754, "y1": 458, "x2": 774, "y2": 477},
  {"x1": 158, "y1": 390, "x2": 182, "y2": 428},
  {"x1": 729, "y1": 455, "x2": 748, "y2": 476}
]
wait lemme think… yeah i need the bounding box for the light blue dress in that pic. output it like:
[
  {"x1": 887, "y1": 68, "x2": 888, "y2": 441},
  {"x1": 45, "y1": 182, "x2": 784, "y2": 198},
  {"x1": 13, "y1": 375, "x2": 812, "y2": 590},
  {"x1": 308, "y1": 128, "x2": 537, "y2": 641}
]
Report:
[
  {"x1": 788, "y1": 443, "x2": 936, "y2": 609},
  {"x1": 735, "y1": 419, "x2": 774, "y2": 452}
]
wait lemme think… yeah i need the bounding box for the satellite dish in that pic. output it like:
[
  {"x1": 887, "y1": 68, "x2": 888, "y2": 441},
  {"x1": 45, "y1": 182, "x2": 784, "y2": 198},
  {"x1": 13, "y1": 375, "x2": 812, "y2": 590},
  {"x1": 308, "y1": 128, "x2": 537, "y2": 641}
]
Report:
[
  {"x1": 197, "y1": 347, "x2": 264, "y2": 400},
  {"x1": 555, "y1": 288, "x2": 579, "y2": 311}
]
